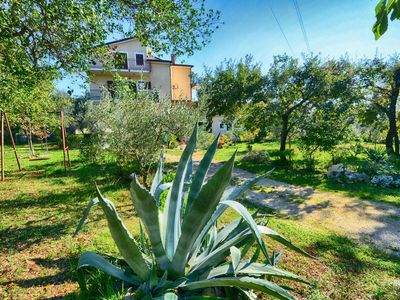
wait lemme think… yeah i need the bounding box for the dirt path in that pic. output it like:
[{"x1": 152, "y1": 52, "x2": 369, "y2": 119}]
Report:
[{"x1": 209, "y1": 164, "x2": 400, "y2": 256}]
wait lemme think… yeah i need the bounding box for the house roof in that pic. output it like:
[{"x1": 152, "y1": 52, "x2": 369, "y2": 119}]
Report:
[
  {"x1": 100, "y1": 38, "x2": 194, "y2": 67},
  {"x1": 104, "y1": 37, "x2": 136, "y2": 46}
]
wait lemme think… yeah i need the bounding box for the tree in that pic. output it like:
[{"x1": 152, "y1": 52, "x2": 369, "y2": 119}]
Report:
[
  {"x1": 198, "y1": 55, "x2": 264, "y2": 120},
  {"x1": 373, "y1": 0, "x2": 400, "y2": 39},
  {"x1": 358, "y1": 55, "x2": 400, "y2": 158},
  {"x1": 0, "y1": 0, "x2": 221, "y2": 115},
  {"x1": 82, "y1": 91, "x2": 200, "y2": 185}
]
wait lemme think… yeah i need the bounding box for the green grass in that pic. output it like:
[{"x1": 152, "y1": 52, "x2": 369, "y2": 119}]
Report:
[
  {"x1": 170, "y1": 141, "x2": 400, "y2": 206},
  {"x1": 0, "y1": 144, "x2": 399, "y2": 299}
]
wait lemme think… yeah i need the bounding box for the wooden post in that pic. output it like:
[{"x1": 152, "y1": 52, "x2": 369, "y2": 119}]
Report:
[
  {"x1": 4, "y1": 112, "x2": 21, "y2": 171},
  {"x1": 1, "y1": 112, "x2": 4, "y2": 181},
  {"x1": 60, "y1": 110, "x2": 67, "y2": 175}
]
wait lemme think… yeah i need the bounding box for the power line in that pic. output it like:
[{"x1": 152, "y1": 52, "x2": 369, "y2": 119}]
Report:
[
  {"x1": 292, "y1": 0, "x2": 311, "y2": 53},
  {"x1": 269, "y1": 4, "x2": 295, "y2": 56}
]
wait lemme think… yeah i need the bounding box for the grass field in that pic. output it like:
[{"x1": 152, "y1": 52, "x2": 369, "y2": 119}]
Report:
[
  {"x1": 0, "y1": 145, "x2": 399, "y2": 299},
  {"x1": 171, "y1": 141, "x2": 400, "y2": 206}
]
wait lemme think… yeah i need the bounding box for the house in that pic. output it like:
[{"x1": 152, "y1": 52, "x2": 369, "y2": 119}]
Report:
[{"x1": 88, "y1": 37, "x2": 193, "y2": 102}]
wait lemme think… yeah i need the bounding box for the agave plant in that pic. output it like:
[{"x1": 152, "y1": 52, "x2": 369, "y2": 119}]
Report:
[{"x1": 74, "y1": 125, "x2": 312, "y2": 299}]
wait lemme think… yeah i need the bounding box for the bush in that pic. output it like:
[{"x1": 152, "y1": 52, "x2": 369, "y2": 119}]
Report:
[
  {"x1": 197, "y1": 127, "x2": 214, "y2": 150},
  {"x1": 241, "y1": 150, "x2": 270, "y2": 164},
  {"x1": 82, "y1": 93, "x2": 200, "y2": 184},
  {"x1": 268, "y1": 149, "x2": 294, "y2": 161},
  {"x1": 73, "y1": 125, "x2": 311, "y2": 299},
  {"x1": 358, "y1": 148, "x2": 399, "y2": 176}
]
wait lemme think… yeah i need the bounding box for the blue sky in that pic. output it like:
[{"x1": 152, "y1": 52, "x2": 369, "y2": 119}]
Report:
[{"x1": 57, "y1": 0, "x2": 400, "y2": 96}]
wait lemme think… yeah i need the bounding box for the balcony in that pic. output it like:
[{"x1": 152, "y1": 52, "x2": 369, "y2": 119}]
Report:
[{"x1": 89, "y1": 58, "x2": 150, "y2": 73}]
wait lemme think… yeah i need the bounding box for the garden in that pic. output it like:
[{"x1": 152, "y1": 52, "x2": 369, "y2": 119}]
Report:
[{"x1": 2, "y1": 0, "x2": 400, "y2": 299}]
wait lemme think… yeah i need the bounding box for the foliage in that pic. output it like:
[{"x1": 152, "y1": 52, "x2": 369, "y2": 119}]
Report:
[
  {"x1": 358, "y1": 55, "x2": 400, "y2": 158},
  {"x1": 74, "y1": 125, "x2": 311, "y2": 299},
  {"x1": 358, "y1": 148, "x2": 400, "y2": 176},
  {"x1": 373, "y1": 0, "x2": 400, "y2": 39},
  {"x1": 197, "y1": 127, "x2": 215, "y2": 150},
  {"x1": 198, "y1": 55, "x2": 264, "y2": 119},
  {"x1": 241, "y1": 151, "x2": 270, "y2": 165},
  {"x1": 81, "y1": 92, "x2": 200, "y2": 183}
]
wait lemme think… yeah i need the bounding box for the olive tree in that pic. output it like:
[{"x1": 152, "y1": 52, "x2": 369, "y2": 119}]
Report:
[{"x1": 83, "y1": 93, "x2": 200, "y2": 184}]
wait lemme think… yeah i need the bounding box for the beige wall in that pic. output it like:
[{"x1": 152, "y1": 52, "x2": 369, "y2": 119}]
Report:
[
  {"x1": 90, "y1": 73, "x2": 150, "y2": 100},
  {"x1": 149, "y1": 62, "x2": 172, "y2": 99},
  {"x1": 171, "y1": 65, "x2": 192, "y2": 101}
]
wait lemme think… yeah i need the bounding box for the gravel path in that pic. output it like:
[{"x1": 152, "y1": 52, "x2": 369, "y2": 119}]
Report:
[{"x1": 208, "y1": 164, "x2": 400, "y2": 256}]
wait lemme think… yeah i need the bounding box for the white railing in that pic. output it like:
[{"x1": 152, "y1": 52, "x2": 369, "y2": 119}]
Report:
[{"x1": 89, "y1": 58, "x2": 150, "y2": 72}]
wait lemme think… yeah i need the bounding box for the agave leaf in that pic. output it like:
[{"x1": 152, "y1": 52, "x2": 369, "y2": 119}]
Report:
[
  {"x1": 190, "y1": 228, "x2": 252, "y2": 274},
  {"x1": 258, "y1": 225, "x2": 315, "y2": 258},
  {"x1": 170, "y1": 153, "x2": 236, "y2": 277},
  {"x1": 250, "y1": 247, "x2": 260, "y2": 264},
  {"x1": 77, "y1": 251, "x2": 140, "y2": 285},
  {"x1": 181, "y1": 276, "x2": 295, "y2": 300},
  {"x1": 95, "y1": 186, "x2": 150, "y2": 280},
  {"x1": 192, "y1": 170, "x2": 274, "y2": 255},
  {"x1": 222, "y1": 169, "x2": 274, "y2": 201},
  {"x1": 185, "y1": 133, "x2": 220, "y2": 214},
  {"x1": 73, "y1": 197, "x2": 99, "y2": 236},
  {"x1": 204, "y1": 262, "x2": 307, "y2": 283},
  {"x1": 162, "y1": 125, "x2": 198, "y2": 260},
  {"x1": 154, "y1": 182, "x2": 172, "y2": 205},
  {"x1": 220, "y1": 200, "x2": 271, "y2": 264},
  {"x1": 151, "y1": 153, "x2": 164, "y2": 196},
  {"x1": 130, "y1": 175, "x2": 170, "y2": 270},
  {"x1": 154, "y1": 292, "x2": 178, "y2": 300},
  {"x1": 230, "y1": 246, "x2": 241, "y2": 273}
]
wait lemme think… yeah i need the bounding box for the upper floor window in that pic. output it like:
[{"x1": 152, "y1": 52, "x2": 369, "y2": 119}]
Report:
[
  {"x1": 113, "y1": 52, "x2": 128, "y2": 69},
  {"x1": 135, "y1": 53, "x2": 145, "y2": 66}
]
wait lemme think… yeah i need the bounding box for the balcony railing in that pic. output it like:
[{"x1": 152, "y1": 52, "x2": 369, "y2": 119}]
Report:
[{"x1": 89, "y1": 58, "x2": 150, "y2": 72}]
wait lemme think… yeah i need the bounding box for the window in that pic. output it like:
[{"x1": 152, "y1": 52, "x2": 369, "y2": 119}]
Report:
[
  {"x1": 137, "y1": 80, "x2": 146, "y2": 91},
  {"x1": 107, "y1": 81, "x2": 116, "y2": 98},
  {"x1": 113, "y1": 52, "x2": 128, "y2": 69},
  {"x1": 135, "y1": 53, "x2": 145, "y2": 66}
]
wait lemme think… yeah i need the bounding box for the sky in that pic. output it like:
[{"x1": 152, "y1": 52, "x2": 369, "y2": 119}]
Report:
[{"x1": 56, "y1": 0, "x2": 400, "y2": 97}]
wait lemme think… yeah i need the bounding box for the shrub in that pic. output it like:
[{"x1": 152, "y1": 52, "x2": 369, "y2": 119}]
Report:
[
  {"x1": 241, "y1": 150, "x2": 270, "y2": 165},
  {"x1": 74, "y1": 125, "x2": 311, "y2": 299},
  {"x1": 197, "y1": 127, "x2": 214, "y2": 150},
  {"x1": 358, "y1": 148, "x2": 399, "y2": 176},
  {"x1": 82, "y1": 94, "x2": 200, "y2": 184}
]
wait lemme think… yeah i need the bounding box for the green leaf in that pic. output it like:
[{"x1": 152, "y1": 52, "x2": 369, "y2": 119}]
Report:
[
  {"x1": 186, "y1": 133, "x2": 220, "y2": 214},
  {"x1": 181, "y1": 276, "x2": 295, "y2": 300},
  {"x1": 73, "y1": 197, "x2": 99, "y2": 236},
  {"x1": 162, "y1": 124, "x2": 198, "y2": 260},
  {"x1": 95, "y1": 186, "x2": 150, "y2": 280},
  {"x1": 151, "y1": 153, "x2": 164, "y2": 196},
  {"x1": 192, "y1": 170, "x2": 274, "y2": 253},
  {"x1": 154, "y1": 292, "x2": 178, "y2": 300},
  {"x1": 220, "y1": 200, "x2": 271, "y2": 264},
  {"x1": 170, "y1": 152, "x2": 236, "y2": 277},
  {"x1": 230, "y1": 246, "x2": 241, "y2": 273},
  {"x1": 205, "y1": 262, "x2": 308, "y2": 283},
  {"x1": 130, "y1": 175, "x2": 170, "y2": 270},
  {"x1": 373, "y1": 0, "x2": 389, "y2": 39},
  {"x1": 257, "y1": 225, "x2": 315, "y2": 258},
  {"x1": 77, "y1": 251, "x2": 140, "y2": 285}
]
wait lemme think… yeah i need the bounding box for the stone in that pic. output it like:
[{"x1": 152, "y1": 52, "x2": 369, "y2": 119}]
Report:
[
  {"x1": 327, "y1": 164, "x2": 345, "y2": 179},
  {"x1": 392, "y1": 179, "x2": 400, "y2": 188},
  {"x1": 345, "y1": 172, "x2": 369, "y2": 183},
  {"x1": 371, "y1": 175, "x2": 393, "y2": 187}
]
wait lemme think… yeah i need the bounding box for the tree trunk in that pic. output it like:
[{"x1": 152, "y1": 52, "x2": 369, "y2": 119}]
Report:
[
  {"x1": 280, "y1": 115, "x2": 289, "y2": 162},
  {"x1": 386, "y1": 68, "x2": 400, "y2": 158},
  {"x1": 28, "y1": 128, "x2": 35, "y2": 157}
]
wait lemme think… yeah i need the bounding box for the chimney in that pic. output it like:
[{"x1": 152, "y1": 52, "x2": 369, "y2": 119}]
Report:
[{"x1": 171, "y1": 53, "x2": 175, "y2": 64}]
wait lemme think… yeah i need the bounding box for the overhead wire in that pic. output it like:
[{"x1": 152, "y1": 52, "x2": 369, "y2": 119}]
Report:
[
  {"x1": 292, "y1": 0, "x2": 311, "y2": 53},
  {"x1": 268, "y1": 3, "x2": 295, "y2": 56}
]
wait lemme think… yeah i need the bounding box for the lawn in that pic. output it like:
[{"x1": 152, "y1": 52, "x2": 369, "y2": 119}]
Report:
[
  {"x1": 172, "y1": 141, "x2": 400, "y2": 206},
  {"x1": 0, "y1": 145, "x2": 399, "y2": 299}
]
